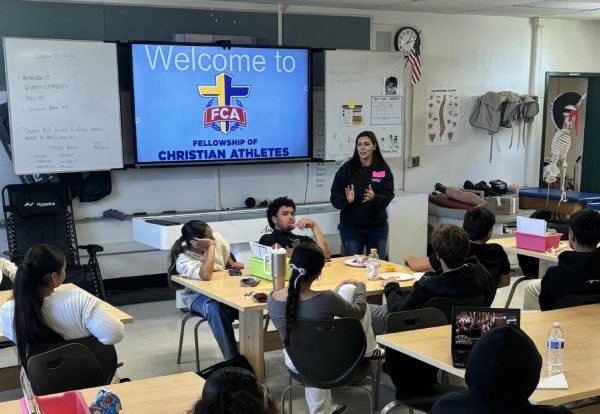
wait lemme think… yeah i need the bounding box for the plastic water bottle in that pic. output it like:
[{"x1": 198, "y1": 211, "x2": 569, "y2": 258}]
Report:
[
  {"x1": 366, "y1": 248, "x2": 380, "y2": 280},
  {"x1": 546, "y1": 322, "x2": 565, "y2": 374}
]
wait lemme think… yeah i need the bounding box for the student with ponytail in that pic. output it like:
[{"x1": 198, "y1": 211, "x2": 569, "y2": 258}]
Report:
[
  {"x1": 268, "y1": 242, "x2": 378, "y2": 414},
  {"x1": 0, "y1": 244, "x2": 124, "y2": 364},
  {"x1": 168, "y1": 220, "x2": 244, "y2": 361}
]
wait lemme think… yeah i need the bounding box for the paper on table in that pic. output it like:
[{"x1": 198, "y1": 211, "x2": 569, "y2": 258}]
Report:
[
  {"x1": 517, "y1": 216, "x2": 547, "y2": 236},
  {"x1": 413, "y1": 272, "x2": 426, "y2": 281},
  {"x1": 537, "y1": 373, "x2": 568, "y2": 389},
  {"x1": 249, "y1": 241, "x2": 271, "y2": 260}
]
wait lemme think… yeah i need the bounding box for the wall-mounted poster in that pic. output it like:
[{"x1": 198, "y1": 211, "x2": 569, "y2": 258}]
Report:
[{"x1": 426, "y1": 88, "x2": 460, "y2": 146}]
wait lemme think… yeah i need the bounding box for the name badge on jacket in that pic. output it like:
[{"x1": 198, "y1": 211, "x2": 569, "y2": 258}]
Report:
[{"x1": 372, "y1": 170, "x2": 385, "y2": 183}]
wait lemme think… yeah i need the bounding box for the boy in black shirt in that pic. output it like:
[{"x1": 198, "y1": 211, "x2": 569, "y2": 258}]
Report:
[
  {"x1": 258, "y1": 197, "x2": 331, "y2": 259},
  {"x1": 406, "y1": 206, "x2": 511, "y2": 288},
  {"x1": 524, "y1": 209, "x2": 600, "y2": 311},
  {"x1": 370, "y1": 224, "x2": 494, "y2": 335}
]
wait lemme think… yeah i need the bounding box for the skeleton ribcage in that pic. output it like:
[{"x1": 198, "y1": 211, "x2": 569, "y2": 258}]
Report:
[{"x1": 550, "y1": 128, "x2": 572, "y2": 164}]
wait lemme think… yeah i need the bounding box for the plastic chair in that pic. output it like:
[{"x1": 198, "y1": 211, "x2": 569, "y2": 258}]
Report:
[
  {"x1": 281, "y1": 318, "x2": 378, "y2": 414},
  {"x1": 551, "y1": 294, "x2": 600, "y2": 310},
  {"x1": 423, "y1": 296, "x2": 485, "y2": 323},
  {"x1": 176, "y1": 310, "x2": 207, "y2": 372},
  {"x1": 380, "y1": 308, "x2": 465, "y2": 414},
  {"x1": 2, "y1": 183, "x2": 105, "y2": 299},
  {"x1": 26, "y1": 336, "x2": 117, "y2": 396}
]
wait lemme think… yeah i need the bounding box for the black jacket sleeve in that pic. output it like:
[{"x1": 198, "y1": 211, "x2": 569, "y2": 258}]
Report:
[
  {"x1": 384, "y1": 281, "x2": 433, "y2": 313},
  {"x1": 372, "y1": 166, "x2": 395, "y2": 208},
  {"x1": 330, "y1": 163, "x2": 352, "y2": 210},
  {"x1": 539, "y1": 268, "x2": 562, "y2": 311}
]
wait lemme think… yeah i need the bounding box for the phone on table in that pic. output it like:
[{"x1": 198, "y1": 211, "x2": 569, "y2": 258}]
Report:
[{"x1": 228, "y1": 269, "x2": 242, "y2": 276}]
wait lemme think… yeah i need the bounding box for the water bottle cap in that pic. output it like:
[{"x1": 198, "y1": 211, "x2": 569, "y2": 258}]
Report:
[
  {"x1": 553, "y1": 322, "x2": 560, "y2": 327},
  {"x1": 370, "y1": 248, "x2": 377, "y2": 253}
]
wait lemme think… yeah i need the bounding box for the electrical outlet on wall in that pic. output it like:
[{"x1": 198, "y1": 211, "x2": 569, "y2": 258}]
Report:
[{"x1": 411, "y1": 156, "x2": 420, "y2": 168}]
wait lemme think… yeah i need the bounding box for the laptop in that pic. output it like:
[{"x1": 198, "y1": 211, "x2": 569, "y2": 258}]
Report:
[{"x1": 451, "y1": 306, "x2": 521, "y2": 368}]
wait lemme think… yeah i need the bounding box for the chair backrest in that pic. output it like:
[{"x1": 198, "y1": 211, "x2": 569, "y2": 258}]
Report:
[
  {"x1": 26, "y1": 336, "x2": 117, "y2": 396},
  {"x1": 285, "y1": 318, "x2": 366, "y2": 389},
  {"x1": 424, "y1": 296, "x2": 485, "y2": 323},
  {"x1": 552, "y1": 294, "x2": 600, "y2": 310},
  {"x1": 385, "y1": 308, "x2": 449, "y2": 394},
  {"x1": 2, "y1": 183, "x2": 79, "y2": 266},
  {"x1": 2, "y1": 183, "x2": 105, "y2": 298}
]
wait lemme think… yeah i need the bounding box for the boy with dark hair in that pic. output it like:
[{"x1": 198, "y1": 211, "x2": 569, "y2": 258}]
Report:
[
  {"x1": 258, "y1": 197, "x2": 331, "y2": 259},
  {"x1": 406, "y1": 206, "x2": 511, "y2": 288},
  {"x1": 524, "y1": 208, "x2": 600, "y2": 311},
  {"x1": 370, "y1": 224, "x2": 495, "y2": 335}
]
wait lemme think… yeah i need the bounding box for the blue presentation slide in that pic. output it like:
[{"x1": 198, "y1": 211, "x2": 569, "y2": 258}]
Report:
[{"x1": 131, "y1": 44, "x2": 309, "y2": 163}]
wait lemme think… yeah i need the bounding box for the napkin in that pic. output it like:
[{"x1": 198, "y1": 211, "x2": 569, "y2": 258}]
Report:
[{"x1": 537, "y1": 373, "x2": 568, "y2": 389}]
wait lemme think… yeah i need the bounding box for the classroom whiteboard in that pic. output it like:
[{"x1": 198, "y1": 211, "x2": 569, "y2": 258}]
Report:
[
  {"x1": 324, "y1": 50, "x2": 404, "y2": 161},
  {"x1": 3, "y1": 37, "x2": 123, "y2": 175}
]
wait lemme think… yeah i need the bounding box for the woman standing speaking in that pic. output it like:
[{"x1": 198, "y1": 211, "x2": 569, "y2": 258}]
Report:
[{"x1": 330, "y1": 131, "x2": 395, "y2": 259}]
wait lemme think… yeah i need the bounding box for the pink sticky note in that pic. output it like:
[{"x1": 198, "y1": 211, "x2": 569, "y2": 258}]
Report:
[{"x1": 372, "y1": 170, "x2": 385, "y2": 178}]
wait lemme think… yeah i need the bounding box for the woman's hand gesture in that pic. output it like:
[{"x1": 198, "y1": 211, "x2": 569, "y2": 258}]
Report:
[{"x1": 345, "y1": 185, "x2": 355, "y2": 203}]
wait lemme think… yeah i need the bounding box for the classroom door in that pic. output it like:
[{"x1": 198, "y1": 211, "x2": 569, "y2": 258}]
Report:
[{"x1": 581, "y1": 78, "x2": 600, "y2": 193}]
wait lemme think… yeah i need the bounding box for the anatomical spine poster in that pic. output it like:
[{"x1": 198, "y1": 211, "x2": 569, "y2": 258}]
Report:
[{"x1": 426, "y1": 88, "x2": 460, "y2": 146}]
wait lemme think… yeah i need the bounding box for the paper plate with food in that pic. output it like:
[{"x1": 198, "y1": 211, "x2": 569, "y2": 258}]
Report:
[
  {"x1": 344, "y1": 255, "x2": 367, "y2": 267},
  {"x1": 379, "y1": 272, "x2": 414, "y2": 281}
]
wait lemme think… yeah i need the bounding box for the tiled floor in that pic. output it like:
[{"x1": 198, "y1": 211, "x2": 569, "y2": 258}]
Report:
[{"x1": 0, "y1": 259, "x2": 531, "y2": 413}]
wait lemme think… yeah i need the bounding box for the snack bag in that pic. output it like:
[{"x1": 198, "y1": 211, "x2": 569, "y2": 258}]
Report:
[{"x1": 89, "y1": 388, "x2": 122, "y2": 414}]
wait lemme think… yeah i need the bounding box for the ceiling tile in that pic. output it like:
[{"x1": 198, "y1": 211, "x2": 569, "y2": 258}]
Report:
[
  {"x1": 463, "y1": 5, "x2": 583, "y2": 16},
  {"x1": 524, "y1": 0, "x2": 600, "y2": 9}
]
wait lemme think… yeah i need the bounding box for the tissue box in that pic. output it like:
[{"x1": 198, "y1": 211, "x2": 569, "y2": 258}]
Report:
[
  {"x1": 249, "y1": 257, "x2": 291, "y2": 281},
  {"x1": 515, "y1": 231, "x2": 562, "y2": 252},
  {"x1": 486, "y1": 196, "x2": 517, "y2": 215},
  {"x1": 20, "y1": 391, "x2": 89, "y2": 414}
]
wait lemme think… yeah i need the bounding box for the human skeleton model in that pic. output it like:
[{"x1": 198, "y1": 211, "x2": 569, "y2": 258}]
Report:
[{"x1": 543, "y1": 94, "x2": 585, "y2": 203}]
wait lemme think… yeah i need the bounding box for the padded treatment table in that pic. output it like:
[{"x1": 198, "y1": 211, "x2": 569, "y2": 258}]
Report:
[
  {"x1": 588, "y1": 202, "x2": 600, "y2": 211},
  {"x1": 519, "y1": 187, "x2": 600, "y2": 214}
]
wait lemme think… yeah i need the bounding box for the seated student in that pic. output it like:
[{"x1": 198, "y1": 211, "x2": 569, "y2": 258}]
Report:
[
  {"x1": 187, "y1": 366, "x2": 278, "y2": 414},
  {"x1": 0, "y1": 244, "x2": 124, "y2": 364},
  {"x1": 524, "y1": 208, "x2": 600, "y2": 311},
  {"x1": 431, "y1": 325, "x2": 573, "y2": 414},
  {"x1": 259, "y1": 197, "x2": 331, "y2": 259},
  {"x1": 168, "y1": 220, "x2": 244, "y2": 361},
  {"x1": 0, "y1": 257, "x2": 17, "y2": 286},
  {"x1": 406, "y1": 206, "x2": 511, "y2": 288},
  {"x1": 268, "y1": 242, "x2": 377, "y2": 414},
  {"x1": 371, "y1": 224, "x2": 495, "y2": 335}
]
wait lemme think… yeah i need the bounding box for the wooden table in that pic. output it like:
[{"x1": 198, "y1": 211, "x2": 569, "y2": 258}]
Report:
[
  {"x1": 495, "y1": 236, "x2": 568, "y2": 278},
  {"x1": 0, "y1": 372, "x2": 205, "y2": 413},
  {"x1": 172, "y1": 256, "x2": 415, "y2": 381},
  {"x1": 377, "y1": 304, "x2": 600, "y2": 406},
  {"x1": 518, "y1": 187, "x2": 600, "y2": 215},
  {"x1": 0, "y1": 283, "x2": 134, "y2": 341}
]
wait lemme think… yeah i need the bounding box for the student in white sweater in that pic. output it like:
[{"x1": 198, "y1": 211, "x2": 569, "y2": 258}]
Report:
[
  {"x1": 0, "y1": 244, "x2": 124, "y2": 363},
  {"x1": 0, "y1": 257, "x2": 17, "y2": 285},
  {"x1": 168, "y1": 220, "x2": 244, "y2": 361}
]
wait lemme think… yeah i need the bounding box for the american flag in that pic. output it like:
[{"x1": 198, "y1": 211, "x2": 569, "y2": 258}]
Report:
[{"x1": 408, "y1": 35, "x2": 421, "y2": 86}]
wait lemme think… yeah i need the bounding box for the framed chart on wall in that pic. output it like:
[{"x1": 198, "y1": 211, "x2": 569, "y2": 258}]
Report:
[{"x1": 3, "y1": 37, "x2": 123, "y2": 175}]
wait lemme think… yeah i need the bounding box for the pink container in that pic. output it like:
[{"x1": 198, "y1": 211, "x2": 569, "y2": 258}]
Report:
[
  {"x1": 515, "y1": 231, "x2": 562, "y2": 252},
  {"x1": 20, "y1": 391, "x2": 89, "y2": 414}
]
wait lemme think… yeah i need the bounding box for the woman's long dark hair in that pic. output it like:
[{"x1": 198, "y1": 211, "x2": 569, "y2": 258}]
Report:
[
  {"x1": 167, "y1": 220, "x2": 209, "y2": 281},
  {"x1": 13, "y1": 244, "x2": 65, "y2": 364},
  {"x1": 348, "y1": 131, "x2": 389, "y2": 180},
  {"x1": 284, "y1": 242, "x2": 325, "y2": 346},
  {"x1": 188, "y1": 367, "x2": 278, "y2": 414}
]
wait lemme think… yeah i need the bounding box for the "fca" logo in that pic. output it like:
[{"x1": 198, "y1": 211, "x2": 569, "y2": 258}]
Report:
[{"x1": 198, "y1": 73, "x2": 250, "y2": 134}]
